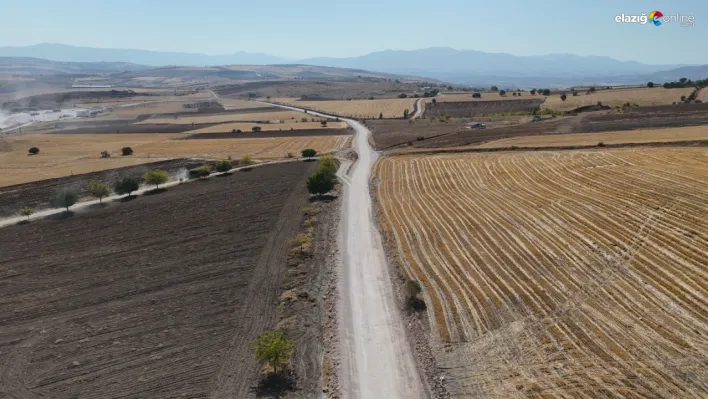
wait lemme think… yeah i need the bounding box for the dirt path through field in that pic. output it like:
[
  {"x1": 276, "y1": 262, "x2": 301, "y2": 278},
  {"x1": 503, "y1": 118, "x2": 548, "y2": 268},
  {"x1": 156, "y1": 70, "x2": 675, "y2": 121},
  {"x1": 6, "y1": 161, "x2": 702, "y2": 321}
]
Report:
[{"x1": 263, "y1": 101, "x2": 425, "y2": 398}]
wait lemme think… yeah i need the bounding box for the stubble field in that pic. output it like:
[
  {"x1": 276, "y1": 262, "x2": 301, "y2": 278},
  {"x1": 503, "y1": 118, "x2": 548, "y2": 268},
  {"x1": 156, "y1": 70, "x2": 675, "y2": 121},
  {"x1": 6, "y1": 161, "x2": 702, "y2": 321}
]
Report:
[
  {"x1": 374, "y1": 147, "x2": 708, "y2": 398},
  {"x1": 0, "y1": 133, "x2": 351, "y2": 187},
  {"x1": 542, "y1": 88, "x2": 694, "y2": 111}
]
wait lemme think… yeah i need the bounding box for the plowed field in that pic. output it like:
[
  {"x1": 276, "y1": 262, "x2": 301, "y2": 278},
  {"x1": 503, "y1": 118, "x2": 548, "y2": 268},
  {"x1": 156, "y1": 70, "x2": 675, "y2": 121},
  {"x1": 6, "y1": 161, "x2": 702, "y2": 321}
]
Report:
[
  {"x1": 0, "y1": 162, "x2": 317, "y2": 398},
  {"x1": 374, "y1": 148, "x2": 708, "y2": 398}
]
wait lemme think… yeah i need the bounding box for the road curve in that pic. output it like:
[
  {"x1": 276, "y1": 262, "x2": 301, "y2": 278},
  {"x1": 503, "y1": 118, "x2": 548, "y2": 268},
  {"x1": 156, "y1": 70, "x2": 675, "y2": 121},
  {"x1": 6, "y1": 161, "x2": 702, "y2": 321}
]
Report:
[
  {"x1": 411, "y1": 98, "x2": 425, "y2": 120},
  {"x1": 262, "y1": 102, "x2": 424, "y2": 398}
]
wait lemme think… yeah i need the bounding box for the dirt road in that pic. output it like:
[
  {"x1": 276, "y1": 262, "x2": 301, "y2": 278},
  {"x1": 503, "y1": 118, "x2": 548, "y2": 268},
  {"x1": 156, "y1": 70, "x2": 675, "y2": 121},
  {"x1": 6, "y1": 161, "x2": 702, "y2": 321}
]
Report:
[
  {"x1": 411, "y1": 98, "x2": 424, "y2": 120},
  {"x1": 263, "y1": 101, "x2": 425, "y2": 398}
]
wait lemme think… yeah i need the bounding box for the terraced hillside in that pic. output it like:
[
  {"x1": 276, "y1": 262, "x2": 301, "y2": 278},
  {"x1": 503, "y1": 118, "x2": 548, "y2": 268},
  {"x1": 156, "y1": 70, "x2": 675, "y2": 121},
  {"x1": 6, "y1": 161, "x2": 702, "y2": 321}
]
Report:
[{"x1": 374, "y1": 148, "x2": 708, "y2": 398}]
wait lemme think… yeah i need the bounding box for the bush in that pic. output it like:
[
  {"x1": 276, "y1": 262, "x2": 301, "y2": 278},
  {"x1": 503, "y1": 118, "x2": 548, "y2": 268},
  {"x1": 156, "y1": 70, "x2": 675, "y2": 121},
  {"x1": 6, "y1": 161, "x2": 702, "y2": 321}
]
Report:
[
  {"x1": 403, "y1": 279, "x2": 423, "y2": 308},
  {"x1": 499, "y1": 90, "x2": 506, "y2": 96},
  {"x1": 144, "y1": 169, "x2": 169, "y2": 189},
  {"x1": 51, "y1": 189, "x2": 79, "y2": 212},
  {"x1": 215, "y1": 160, "x2": 232, "y2": 173},
  {"x1": 301, "y1": 117, "x2": 308, "y2": 122},
  {"x1": 398, "y1": 93, "x2": 407, "y2": 98},
  {"x1": 121, "y1": 147, "x2": 133, "y2": 156},
  {"x1": 403, "y1": 109, "x2": 409, "y2": 119},
  {"x1": 379, "y1": 112, "x2": 383, "y2": 119},
  {"x1": 28, "y1": 147, "x2": 39, "y2": 155},
  {"x1": 114, "y1": 177, "x2": 140, "y2": 196},
  {"x1": 541, "y1": 89, "x2": 551, "y2": 96},
  {"x1": 490, "y1": 86, "x2": 498, "y2": 92},
  {"x1": 306, "y1": 168, "x2": 336, "y2": 197},
  {"x1": 472, "y1": 92, "x2": 482, "y2": 98},
  {"x1": 431, "y1": 98, "x2": 436, "y2": 104},
  {"x1": 647, "y1": 82, "x2": 654, "y2": 88},
  {"x1": 252, "y1": 126, "x2": 262, "y2": 132},
  {"x1": 680, "y1": 95, "x2": 687, "y2": 101},
  {"x1": 598, "y1": 142, "x2": 606, "y2": 147},
  {"x1": 236, "y1": 129, "x2": 242, "y2": 133},
  {"x1": 100, "y1": 151, "x2": 110, "y2": 158},
  {"x1": 286, "y1": 152, "x2": 295, "y2": 158},
  {"x1": 560, "y1": 94, "x2": 567, "y2": 101},
  {"x1": 20, "y1": 207, "x2": 33, "y2": 220},
  {"x1": 88, "y1": 180, "x2": 110, "y2": 203},
  {"x1": 301, "y1": 148, "x2": 317, "y2": 158},
  {"x1": 239, "y1": 155, "x2": 254, "y2": 169},
  {"x1": 530, "y1": 89, "x2": 536, "y2": 95},
  {"x1": 249, "y1": 330, "x2": 294, "y2": 374},
  {"x1": 320, "y1": 120, "x2": 327, "y2": 127}
]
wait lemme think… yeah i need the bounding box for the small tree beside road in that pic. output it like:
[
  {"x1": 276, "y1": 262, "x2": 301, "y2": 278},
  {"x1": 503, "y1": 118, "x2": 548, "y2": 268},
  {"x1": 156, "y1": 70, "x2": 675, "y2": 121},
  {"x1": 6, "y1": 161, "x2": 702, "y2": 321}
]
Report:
[
  {"x1": 249, "y1": 329, "x2": 294, "y2": 375},
  {"x1": 306, "y1": 168, "x2": 336, "y2": 198},
  {"x1": 20, "y1": 207, "x2": 33, "y2": 221},
  {"x1": 51, "y1": 189, "x2": 79, "y2": 212},
  {"x1": 88, "y1": 180, "x2": 110, "y2": 203},
  {"x1": 144, "y1": 169, "x2": 169, "y2": 189},
  {"x1": 114, "y1": 177, "x2": 140, "y2": 197}
]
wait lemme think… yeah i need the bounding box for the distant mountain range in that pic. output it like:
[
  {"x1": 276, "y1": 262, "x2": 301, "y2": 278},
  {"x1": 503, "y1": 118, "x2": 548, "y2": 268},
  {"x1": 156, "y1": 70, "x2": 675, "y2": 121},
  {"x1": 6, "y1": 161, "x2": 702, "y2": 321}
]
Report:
[{"x1": 1, "y1": 44, "x2": 706, "y2": 87}]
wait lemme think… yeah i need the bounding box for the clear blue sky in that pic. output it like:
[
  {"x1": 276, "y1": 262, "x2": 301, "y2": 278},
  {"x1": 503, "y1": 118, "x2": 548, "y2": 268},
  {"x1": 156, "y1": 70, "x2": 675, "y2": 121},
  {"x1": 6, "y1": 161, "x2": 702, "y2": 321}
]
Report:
[{"x1": 0, "y1": 0, "x2": 705, "y2": 64}]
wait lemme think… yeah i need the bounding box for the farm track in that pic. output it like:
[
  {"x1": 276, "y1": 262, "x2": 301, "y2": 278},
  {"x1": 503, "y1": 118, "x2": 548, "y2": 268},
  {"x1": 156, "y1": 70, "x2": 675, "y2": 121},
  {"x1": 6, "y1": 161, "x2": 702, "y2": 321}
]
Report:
[{"x1": 373, "y1": 147, "x2": 708, "y2": 398}]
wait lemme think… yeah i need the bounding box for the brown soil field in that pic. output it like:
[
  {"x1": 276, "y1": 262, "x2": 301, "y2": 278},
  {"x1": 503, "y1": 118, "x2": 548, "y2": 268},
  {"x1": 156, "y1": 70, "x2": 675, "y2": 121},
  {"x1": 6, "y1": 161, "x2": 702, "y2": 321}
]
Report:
[
  {"x1": 373, "y1": 148, "x2": 708, "y2": 398},
  {"x1": 423, "y1": 99, "x2": 544, "y2": 118},
  {"x1": 0, "y1": 159, "x2": 189, "y2": 217},
  {"x1": 272, "y1": 97, "x2": 417, "y2": 118},
  {"x1": 1, "y1": 133, "x2": 351, "y2": 187},
  {"x1": 185, "y1": 127, "x2": 353, "y2": 140},
  {"x1": 542, "y1": 87, "x2": 694, "y2": 111},
  {"x1": 96, "y1": 102, "x2": 199, "y2": 120},
  {"x1": 475, "y1": 126, "x2": 708, "y2": 149},
  {"x1": 215, "y1": 80, "x2": 423, "y2": 101},
  {"x1": 0, "y1": 162, "x2": 322, "y2": 398},
  {"x1": 219, "y1": 98, "x2": 271, "y2": 110},
  {"x1": 141, "y1": 110, "x2": 313, "y2": 125},
  {"x1": 184, "y1": 121, "x2": 348, "y2": 134}
]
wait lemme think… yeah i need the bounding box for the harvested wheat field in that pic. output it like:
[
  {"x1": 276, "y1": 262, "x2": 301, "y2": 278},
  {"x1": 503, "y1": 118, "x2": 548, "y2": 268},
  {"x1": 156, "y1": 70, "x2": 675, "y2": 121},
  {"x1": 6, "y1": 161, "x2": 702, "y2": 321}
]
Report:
[
  {"x1": 273, "y1": 97, "x2": 417, "y2": 118},
  {"x1": 96, "y1": 101, "x2": 198, "y2": 120},
  {"x1": 141, "y1": 111, "x2": 327, "y2": 125},
  {"x1": 219, "y1": 98, "x2": 270, "y2": 110},
  {"x1": 473, "y1": 125, "x2": 708, "y2": 149},
  {"x1": 0, "y1": 133, "x2": 351, "y2": 187},
  {"x1": 374, "y1": 148, "x2": 708, "y2": 398},
  {"x1": 543, "y1": 88, "x2": 694, "y2": 111}
]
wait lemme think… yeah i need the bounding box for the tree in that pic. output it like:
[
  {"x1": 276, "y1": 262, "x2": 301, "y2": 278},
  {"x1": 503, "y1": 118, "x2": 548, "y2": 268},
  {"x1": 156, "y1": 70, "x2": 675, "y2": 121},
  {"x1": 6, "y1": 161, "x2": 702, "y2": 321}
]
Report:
[
  {"x1": 88, "y1": 180, "x2": 110, "y2": 203},
  {"x1": 144, "y1": 169, "x2": 169, "y2": 189},
  {"x1": 121, "y1": 147, "x2": 133, "y2": 156},
  {"x1": 28, "y1": 147, "x2": 39, "y2": 155},
  {"x1": 512, "y1": 92, "x2": 517, "y2": 96},
  {"x1": 249, "y1": 330, "x2": 294, "y2": 374},
  {"x1": 530, "y1": 89, "x2": 537, "y2": 95},
  {"x1": 647, "y1": 82, "x2": 654, "y2": 88},
  {"x1": 114, "y1": 177, "x2": 140, "y2": 196},
  {"x1": 403, "y1": 109, "x2": 409, "y2": 119},
  {"x1": 560, "y1": 93, "x2": 567, "y2": 101},
  {"x1": 472, "y1": 92, "x2": 482, "y2": 98},
  {"x1": 51, "y1": 189, "x2": 79, "y2": 212},
  {"x1": 379, "y1": 112, "x2": 383, "y2": 119},
  {"x1": 306, "y1": 168, "x2": 336, "y2": 197},
  {"x1": 215, "y1": 160, "x2": 232, "y2": 173},
  {"x1": 320, "y1": 120, "x2": 327, "y2": 127},
  {"x1": 398, "y1": 93, "x2": 407, "y2": 98},
  {"x1": 541, "y1": 89, "x2": 551, "y2": 96},
  {"x1": 588, "y1": 86, "x2": 596, "y2": 93},
  {"x1": 679, "y1": 77, "x2": 688, "y2": 84},
  {"x1": 490, "y1": 85, "x2": 499, "y2": 92},
  {"x1": 301, "y1": 148, "x2": 317, "y2": 158},
  {"x1": 499, "y1": 90, "x2": 507, "y2": 96},
  {"x1": 252, "y1": 126, "x2": 262, "y2": 132},
  {"x1": 318, "y1": 156, "x2": 338, "y2": 176},
  {"x1": 680, "y1": 95, "x2": 687, "y2": 101},
  {"x1": 431, "y1": 98, "x2": 437, "y2": 104},
  {"x1": 20, "y1": 207, "x2": 33, "y2": 221}
]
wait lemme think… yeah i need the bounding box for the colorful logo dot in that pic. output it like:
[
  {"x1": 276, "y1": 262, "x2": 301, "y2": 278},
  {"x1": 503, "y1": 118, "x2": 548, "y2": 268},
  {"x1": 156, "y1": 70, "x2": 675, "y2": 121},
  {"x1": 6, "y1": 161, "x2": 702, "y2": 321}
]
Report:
[{"x1": 649, "y1": 10, "x2": 663, "y2": 26}]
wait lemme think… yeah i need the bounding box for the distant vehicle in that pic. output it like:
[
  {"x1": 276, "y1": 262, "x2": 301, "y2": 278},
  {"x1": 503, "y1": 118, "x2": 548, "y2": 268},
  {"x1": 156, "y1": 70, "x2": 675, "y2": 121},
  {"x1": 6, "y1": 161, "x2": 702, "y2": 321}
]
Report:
[
  {"x1": 531, "y1": 115, "x2": 542, "y2": 122},
  {"x1": 465, "y1": 122, "x2": 486, "y2": 129}
]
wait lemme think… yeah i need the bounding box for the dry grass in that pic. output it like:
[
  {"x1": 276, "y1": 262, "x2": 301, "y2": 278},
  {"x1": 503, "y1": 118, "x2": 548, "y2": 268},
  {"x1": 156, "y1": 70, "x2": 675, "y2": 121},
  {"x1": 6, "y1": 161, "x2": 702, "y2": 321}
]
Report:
[
  {"x1": 272, "y1": 97, "x2": 417, "y2": 118},
  {"x1": 0, "y1": 133, "x2": 351, "y2": 187},
  {"x1": 542, "y1": 87, "x2": 694, "y2": 111},
  {"x1": 474, "y1": 126, "x2": 708, "y2": 149},
  {"x1": 141, "y1": 110, "x2": 319, "y2": 125},
  {"x1": 698, "y1": 87, "x2": 708, "y2": 102},
  {"x1": 374, "y1": 147, "x2": 708, "y2": 397},
  {"x1": 96, "y1": 102, "x2": 198, "y2": 120},
  {"x1": 219, "y1": 98, "x2": 270, "y2": 110},
  {"x1": 185, "y1": 121, "x2": 348, "y2": 133}
]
